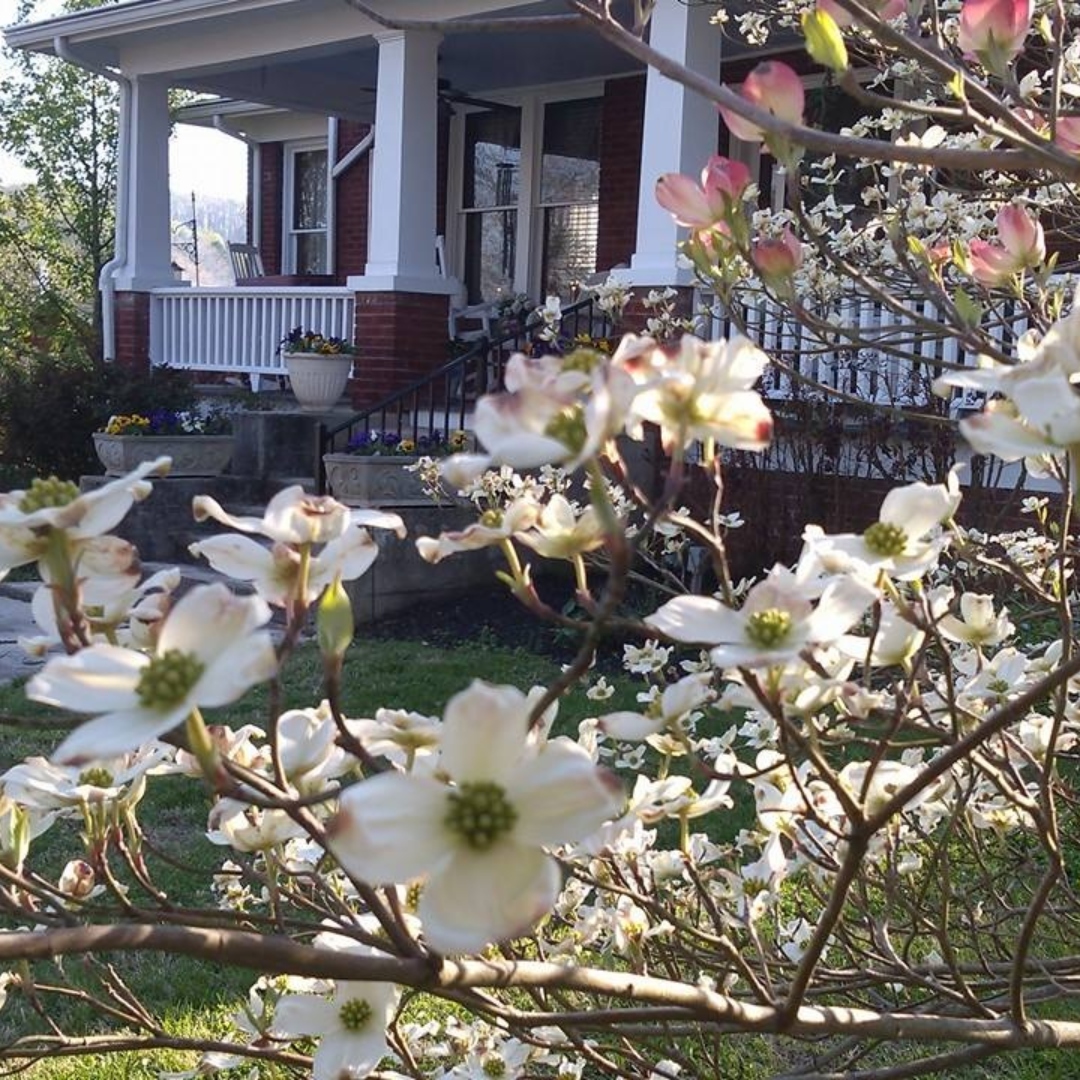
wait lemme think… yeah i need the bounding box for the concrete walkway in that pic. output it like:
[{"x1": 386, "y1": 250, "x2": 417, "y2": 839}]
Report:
[{"x1": 0, "y1": 582, "x2": 43, "y2": 686}]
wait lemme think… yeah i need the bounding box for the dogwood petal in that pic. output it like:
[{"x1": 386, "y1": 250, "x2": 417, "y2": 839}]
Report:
[
  {"x1": 330, "y1": 773, "x2": 450, "y2": 884},
  {"x1": 440, "y1": 681, "x2": 529, "y2": 785},
  {"x1": 314, "y1": 1028, "x2": 388, "y2": 1080},
  {"x1": 63, "y1": 457, "x2": 169, "y2": 537},
  {"x1": 879, "y1": 481, "x2": 960, "y2": 540},
  {"x1": 27, "y1": 644, "x2": 147, "y2": 713},
  {"x1": 312, "y1": 527, "x2": 379, "y2": 589},
  {"x1": 272, "y1": 994, "x2": 339, "y2": 1038},
  {"x1": 349, "y1": 508, "x2": 406, "y2": 538},
  {"x1": 51, "y1": 704, "x2": 190, "y2": 766},
  {"x1": 599, "y1": 711, "x2": 666, "y2": 741},
  {"x1": 647, "y1": 595, "x2": 746, "y2": 644},
  {"x1": 189, "y1": 534, "x2": 275, "y2": 583},
  {"x1": 419, "y1": 842, "x2": 561, "y2": 953},
  {"x1": 803, "y1": 577, "x2": 878, "y2": 643},
  {"x1": 511, "y1": 740, "x2": 622, "y2": 845},
  {"x1": 195, "y1": 631, "x2": 277, "y2": 708},
  {"x1": 158, "y1": 585, "x2": 271, "y2": 660}
]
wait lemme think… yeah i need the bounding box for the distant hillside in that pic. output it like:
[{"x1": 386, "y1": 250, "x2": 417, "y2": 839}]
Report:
[{"x1": 170, "y1": 192, "x2": 246, "y2": 286}]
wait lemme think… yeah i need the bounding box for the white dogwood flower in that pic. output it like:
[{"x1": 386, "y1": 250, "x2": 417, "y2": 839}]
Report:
[
  {"x1": 622, "y1": 334, "x2": 774, "y2": 454},
  {"x1": 273, "y1": 979, "x2": 397, "y2": 1080},
  {"x1": 648, "y1": 570, "x2": 877, "y2": 669},
  {"x1": 328, "y1": 680, "x2": 623, "y2": 953},
  {"x1": 803, "y1": 475, "x2": 961, "y2": 581},
  {"x1": 190, "y1": 486, "x2": 404, "y2": 606},
  {"x1": 27, "y1": 584, "x2": 277, "y2": 765},
  {"x1": 0, "y1": 457, "x2": 169, "y2": 581}
]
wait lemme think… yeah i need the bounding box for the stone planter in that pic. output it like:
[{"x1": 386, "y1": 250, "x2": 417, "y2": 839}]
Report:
[
  {"x1": 323, "y1": 454, "x2": 435, "y2": 507},
  {"x1": 92, "y1": 433, "x2": 234, "y2": 478},
  {"x1": 284, "y1": 352, "x2": 353, "y2": 412}
]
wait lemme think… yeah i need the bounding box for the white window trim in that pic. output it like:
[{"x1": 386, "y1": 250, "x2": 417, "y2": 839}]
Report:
[
  {"x1": 282, "y1": 137, "x2": 329, "y2": 274},
  {"x1": 448, "y1": 79, "x2": 604, "y2": 302}
]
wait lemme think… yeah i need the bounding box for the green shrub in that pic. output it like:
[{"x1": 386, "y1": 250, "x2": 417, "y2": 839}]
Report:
[{"x1": 0, "y1": 350, "x2": 196, "y2": 479}]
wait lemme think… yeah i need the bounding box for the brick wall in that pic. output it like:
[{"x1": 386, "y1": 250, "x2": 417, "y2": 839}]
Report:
[
  {"x1": 351, "y1": 291, "x2": 450, "y2": 406},
  {"x1": 334, "y1": 122, "x2": 371, "y2": 279},
  {"x1": 113, "y1": 291, "x2": 152, "y2": 370},
  {"x1": 259, "y1": 142, "x2": 284, "y2": 275},
  {"x1": 597, "y1": 75, "x2": 646, "y2": 274},
  {"x1": 689, "y1": 465, "x2": 1042, "y2": 580}
]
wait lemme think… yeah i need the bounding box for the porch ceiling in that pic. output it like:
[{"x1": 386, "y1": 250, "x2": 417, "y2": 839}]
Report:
[
  {"x1": 5, "y1": 0, "x2": 770, "y2": 123},
  {"x1": 169, "y1": 1, "x2": 648, "y2": 122}
]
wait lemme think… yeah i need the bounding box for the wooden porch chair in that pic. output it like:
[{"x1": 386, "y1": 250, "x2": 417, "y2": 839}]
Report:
[{"x1": 228, "y1": 242, "x2": 266, "y2": 282}]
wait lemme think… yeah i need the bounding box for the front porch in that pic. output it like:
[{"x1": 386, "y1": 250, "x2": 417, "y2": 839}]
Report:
[{"x1": 152, "y1": 285, "x2": 355, "y2": 389}]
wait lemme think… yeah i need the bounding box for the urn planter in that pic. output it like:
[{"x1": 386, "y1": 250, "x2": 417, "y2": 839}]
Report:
[
  {"x1": 322, "y1": 454, "x2": 434, "y2": 507},
  {"x1": 284, "y1": 352, "x2": 353, "y2": 412},
  {"x1": 92, "y1": 433, "x2": 234, "y2": 478}
]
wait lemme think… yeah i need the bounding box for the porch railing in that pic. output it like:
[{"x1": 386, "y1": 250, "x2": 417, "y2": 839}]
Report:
[
  {"x1": 697, "y1": 289, "x2": 1031, "y2": 410},
  {"x1": 150, "y1": 286, "x2": 355, "y2": 388}
]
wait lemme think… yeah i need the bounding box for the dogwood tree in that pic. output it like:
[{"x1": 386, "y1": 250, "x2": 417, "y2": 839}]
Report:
[{"x1": 1, "y1": 2, "x2": 1080, "y2": 1079}]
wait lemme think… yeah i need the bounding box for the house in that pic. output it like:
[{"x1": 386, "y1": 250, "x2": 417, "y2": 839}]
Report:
[{"x1": 3, "y1": 0, "x2": 790, "y2": 406}]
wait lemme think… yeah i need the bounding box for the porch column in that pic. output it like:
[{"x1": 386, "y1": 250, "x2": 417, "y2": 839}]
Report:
[
  {"x1": 357, "y1": 28, "x2": 446, "y2": 290},
  {"x1": 626, "y1": 0, "x2": 722, "y2": 287},
  {"x1": 113, "y1": 75, "x2": 175, "y2": 291},
  {"x1": 349, "y1": 28, "x2": 456, "y2": 407}
]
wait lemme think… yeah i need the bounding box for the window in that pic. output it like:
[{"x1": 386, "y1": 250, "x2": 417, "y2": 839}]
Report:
[
  {"x1": 461, "y1": 109, "x2": 521, "y2": 303},
  {"x1": 454, "y1": 91, "x2": 603, "y2": 305},
  {"x1": 538, "y1": 98, "x2": 601, "y2": 298},
  {"x1": 284, "y1": 142, "x2": 328, "y2": 274}
]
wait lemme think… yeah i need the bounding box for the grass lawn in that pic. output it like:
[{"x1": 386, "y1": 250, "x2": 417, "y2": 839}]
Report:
[
  {"x1": 0, "y1": 633, "x2": 1070, "y2": 1079},
  {"x1": 0, "y1": 633, "x2": 642, "y2": 1078}
]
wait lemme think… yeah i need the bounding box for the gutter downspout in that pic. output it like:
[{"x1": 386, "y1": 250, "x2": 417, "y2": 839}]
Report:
[
  {"x1": 212, "y1": 114, "x2": 261, "y2": 251},
  {"x1": 330, "y1": 124, "x2": 374, "y2": 277},
  {"x1": 54, "y1": 36, "x2": 130, "y2": 363}
]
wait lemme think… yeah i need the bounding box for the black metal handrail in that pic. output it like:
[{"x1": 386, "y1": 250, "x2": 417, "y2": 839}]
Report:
[{"x1": 315, "y1": 295, "x2": 609, "y2": 493}]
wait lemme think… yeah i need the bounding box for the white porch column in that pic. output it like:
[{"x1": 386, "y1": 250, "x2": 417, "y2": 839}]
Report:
[
  {"x1": 113, "y1": 75, "x2": 176, "y2": 291},
  {"x1": 352, "y1": 28, "x2": 453, "y2": 295},
  {"x1": 627, "y1": 0, "x2": 723, "y2": 286}
]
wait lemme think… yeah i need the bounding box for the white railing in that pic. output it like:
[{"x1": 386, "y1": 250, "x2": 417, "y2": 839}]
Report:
[
  {"x1": 151, "y1": 287, "x2": 355, "y2": 390},
  {"x1": 697, "y1": 289, "x2": 1031, "y2": 410}
]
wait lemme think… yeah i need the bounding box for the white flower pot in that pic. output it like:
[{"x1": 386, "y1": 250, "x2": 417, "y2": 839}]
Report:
[
  {"x1": 92, "y1": 433, "x2": 234, "y2": 477},
  {"x1": 284, "y1": 352, "x2": 354, "y2": 412}
]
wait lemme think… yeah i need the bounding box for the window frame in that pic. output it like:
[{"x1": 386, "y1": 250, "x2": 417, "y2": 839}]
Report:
[
  {"x1": 281, "y1": 138, "x2": 330, "y2": 275},
  {"x1": 448, "y1": 80, "x2": 604, "y2": 303}
]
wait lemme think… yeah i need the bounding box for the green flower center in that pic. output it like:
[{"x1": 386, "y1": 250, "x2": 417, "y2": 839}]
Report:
[
  {"x1": 338, "y1": 997, "x2": 372, "y2": 1031},
  {"x1": 544, "y1": 405, "x2": 587, "y2": 454},
  {"x1": 78, "y1": 767, "x2": 114, "y2": 788},
  {"x1": 745, "y1": 608, "x2": 793, "y2": 649},
  {"x1": 19, "y1": 476, "x2": 80, "y2": 513},
  {"x1": 863, "y1": 521, "x2": 908, "y2": 557},
  {"x1": 480, "y1": 509, "x2": 503, "y2": 528},
  {"x1": 445, "y1": 781, "x2": 518, "y2": 851},
  {"x1": 135, "y1": 649, "x2": 205, "y2": 710},
  {"x1": 483, "y1": 1054, "x2": 507, "y2": 1078}
]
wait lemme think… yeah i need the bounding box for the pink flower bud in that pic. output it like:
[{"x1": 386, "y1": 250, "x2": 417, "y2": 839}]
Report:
[
  {"x1": 995, "y1": 204, "x2": 1044, "y2": 266},
  {"x1": 655, "y1": 155, "x2": 751, "y2": 230},
  {"x1": 957, "y1": 0, "x2": 1032, "y2": 64},
  {"x1": 752, "y1": 228, "x2": 805, "y2": 280},
  {"x1": 1055, "y1": 116, "x2": 1080, "y2": 155},
  {"x1": 967, "y1": 239, "x2": 1017, "y2": 287},
  {"x1": 58, "y1": 859, "x2": 96, "y2": 900},
  {"x1": 702, "y1": 155, "x2": 752, "y2": 204},
  {"x1": 720, "y1": 61, "x2": 805, "y2": 144}
]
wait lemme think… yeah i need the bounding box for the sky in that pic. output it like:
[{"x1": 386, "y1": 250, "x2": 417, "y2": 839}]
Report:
[{"x1": 0, "y1": 0, "x2": 248, "y2": 203}]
